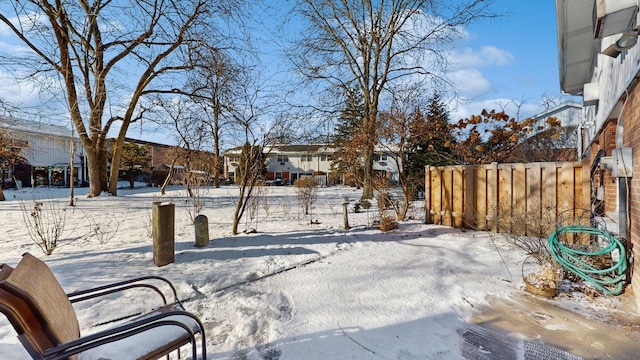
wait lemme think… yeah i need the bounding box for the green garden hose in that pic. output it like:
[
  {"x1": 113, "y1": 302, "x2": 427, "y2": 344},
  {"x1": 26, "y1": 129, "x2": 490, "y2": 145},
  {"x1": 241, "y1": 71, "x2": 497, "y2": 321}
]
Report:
[{"x1": 548, "y1": 225, "x2": 627, "y2": 295}]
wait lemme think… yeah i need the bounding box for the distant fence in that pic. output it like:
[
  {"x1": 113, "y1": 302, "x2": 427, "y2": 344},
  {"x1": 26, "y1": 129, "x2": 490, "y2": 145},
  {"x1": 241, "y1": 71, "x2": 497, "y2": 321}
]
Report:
[{"x1": 425, "y1": 162, "x2": 591, "y2": 236}]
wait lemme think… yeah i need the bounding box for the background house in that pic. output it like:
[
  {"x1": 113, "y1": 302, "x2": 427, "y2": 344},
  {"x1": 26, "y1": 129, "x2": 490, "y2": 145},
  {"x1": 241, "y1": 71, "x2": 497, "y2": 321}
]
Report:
[
  {"x1": 224, "y1": 144, "x2": 401, "y2": 186},
  {"x1": 514, "y1": 101, "x2": 583, "y2": 162},
  {"x1": 556, "y1": 0, "x2": 640, "y2": 309},
  {"x1": 0, "y1": 118, "x2": 85, "y2": 188},
  {"x1": 0, "y1": 118, "x2": 216, "y2": 189}
]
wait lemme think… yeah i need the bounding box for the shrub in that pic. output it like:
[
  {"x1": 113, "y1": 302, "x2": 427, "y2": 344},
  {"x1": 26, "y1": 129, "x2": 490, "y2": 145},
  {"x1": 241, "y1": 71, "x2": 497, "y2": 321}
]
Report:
[
  {"x1": 360, "y1": 199, "x2": 372, "y2": 209},
  {"x1": 378, "y1": 213, "x2": 397, "y2": 232},
  {"x1": 294, "y1": 177, "x2": 318, "y2": 215}
]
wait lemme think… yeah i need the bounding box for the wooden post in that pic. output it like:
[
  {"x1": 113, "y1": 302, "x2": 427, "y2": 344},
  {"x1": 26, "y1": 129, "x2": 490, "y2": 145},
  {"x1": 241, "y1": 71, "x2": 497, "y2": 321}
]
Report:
[
  {"x1": 153, "y1": 202, "x2": 175, "y2": 267},
  {"x1": 194, "y1": 214, "x2": 209, "y2": 247},
  {"x1": 342, "y1": 200, "x2": 350, "y2": 230}
]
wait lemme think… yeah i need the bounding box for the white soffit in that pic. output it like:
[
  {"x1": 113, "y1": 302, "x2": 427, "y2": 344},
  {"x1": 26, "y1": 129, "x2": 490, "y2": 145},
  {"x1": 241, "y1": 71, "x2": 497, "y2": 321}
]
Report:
[{"x1": 557, "y1": 0, "x2": 599, "y2": 95}]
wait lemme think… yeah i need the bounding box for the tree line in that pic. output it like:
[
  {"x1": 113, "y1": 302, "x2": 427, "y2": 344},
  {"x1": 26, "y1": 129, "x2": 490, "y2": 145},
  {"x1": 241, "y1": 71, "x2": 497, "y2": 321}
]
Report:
[{"x1": 0, "y1": 0, "x2": 575, "y2": 232}]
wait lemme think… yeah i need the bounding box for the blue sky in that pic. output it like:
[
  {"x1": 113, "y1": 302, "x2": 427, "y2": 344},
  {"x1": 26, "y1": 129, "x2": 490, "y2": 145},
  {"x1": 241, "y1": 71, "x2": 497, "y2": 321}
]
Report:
[
  {"x1": 0, "y1": 1, "x2": 577, "y2": 144},
  {"x1": 450, "y1": 0, "x2": 576, "y2": 120}
]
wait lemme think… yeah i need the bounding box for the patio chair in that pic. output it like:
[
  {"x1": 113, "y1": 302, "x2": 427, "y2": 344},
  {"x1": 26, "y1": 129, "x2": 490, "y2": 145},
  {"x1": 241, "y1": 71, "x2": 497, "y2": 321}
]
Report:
[{"x1": 0, "y1": 252, "x2": 206, "y2": 359}]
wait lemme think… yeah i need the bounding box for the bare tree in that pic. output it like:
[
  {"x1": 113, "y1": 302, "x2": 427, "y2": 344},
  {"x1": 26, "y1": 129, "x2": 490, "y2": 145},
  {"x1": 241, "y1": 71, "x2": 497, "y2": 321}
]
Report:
[
  {"x1": 0, "y1": 1, "x2": 237, "y2": 197},
  {"x1": 291, "y1": 0, "x2": 497, "y2": 199},
  {"x1": 187, "y1": 45, "x2": 243, "y2": 188},
  {"x1": 153, "y1": 96, "x2": 206, "y2": 197},
  {"x1": 377, "y1": 84, "x2": 427, "y2": 220},
  {"x1": 226, "y1": 70, "x2": 284, "y2": 235},
  {"x1": 232, "y1": 141, "x2": 266, "y2": 235}
]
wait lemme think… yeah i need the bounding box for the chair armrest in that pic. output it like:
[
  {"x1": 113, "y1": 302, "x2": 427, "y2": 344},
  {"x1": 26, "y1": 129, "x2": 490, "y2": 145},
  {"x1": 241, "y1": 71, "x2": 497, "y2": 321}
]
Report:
[
  {"x1": 66, "y1": 276, "x2": 179, "y2": 306},
  {"x1": 43, "y1": 307, "x2": 206, "y2": 360}
]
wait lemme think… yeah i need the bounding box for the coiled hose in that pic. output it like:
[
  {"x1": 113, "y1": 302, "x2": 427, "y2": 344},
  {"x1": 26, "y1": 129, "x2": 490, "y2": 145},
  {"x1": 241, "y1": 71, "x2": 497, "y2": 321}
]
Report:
[{"x1": 548, "y1": 225, "x2": 627, "y2": 295}]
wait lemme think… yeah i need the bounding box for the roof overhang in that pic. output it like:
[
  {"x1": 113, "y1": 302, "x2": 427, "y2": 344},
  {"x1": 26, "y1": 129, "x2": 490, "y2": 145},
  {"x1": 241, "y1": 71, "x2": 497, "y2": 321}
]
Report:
[
  {"x1": 557, "y1": 0, "x2": 639, "y2": 95},
  {"x1": 556, "y1": 0, "x2": 598, "y2": 95}
]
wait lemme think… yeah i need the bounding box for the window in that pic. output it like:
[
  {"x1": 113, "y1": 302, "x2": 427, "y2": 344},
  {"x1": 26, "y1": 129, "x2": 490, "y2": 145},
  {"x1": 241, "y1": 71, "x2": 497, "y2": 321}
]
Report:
[
  {"x1": 228, "y1": 155, "x2": 240, "y2": 162},
  {"x1": 277, "y1": 155, "x2": 289, "y2": 163},
  {"x1": 301, "y1": 155, "x2": 312, "y2": 162},
  {"x1": 374, "y1": 154, "x2": 387, "y2": 161},
  {"x1": 320, "y1": 155, "x2": 333, "y2": 162}
]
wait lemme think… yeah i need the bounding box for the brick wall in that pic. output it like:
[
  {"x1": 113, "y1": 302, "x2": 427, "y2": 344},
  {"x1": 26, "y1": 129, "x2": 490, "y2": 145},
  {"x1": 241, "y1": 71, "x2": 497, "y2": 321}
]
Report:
[
  {"x1": 619, "y1": 82, "x2": 640, "y2": 311},
  {"x1": 589, "y1": 122, "x2": 618, "y2": 214}
]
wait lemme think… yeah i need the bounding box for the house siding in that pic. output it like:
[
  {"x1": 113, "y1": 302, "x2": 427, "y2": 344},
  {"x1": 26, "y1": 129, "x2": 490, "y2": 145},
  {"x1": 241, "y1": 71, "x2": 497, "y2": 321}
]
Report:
[{"x1": 557, "y1": 0, "x2": 640, "y2": 310}]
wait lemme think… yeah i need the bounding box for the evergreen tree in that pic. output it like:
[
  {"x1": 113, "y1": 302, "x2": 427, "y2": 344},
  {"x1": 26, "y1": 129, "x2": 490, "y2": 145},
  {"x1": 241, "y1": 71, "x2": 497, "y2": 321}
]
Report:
[
  {"x1": 330, "y1": 87, "x2": 366, "y2": 186},
  {"x1": 119, "y1": 142, "x2": 151, "y2": 189},
  {"x1": 406, "y1": 93, "x2": 456, "y2": 193}
]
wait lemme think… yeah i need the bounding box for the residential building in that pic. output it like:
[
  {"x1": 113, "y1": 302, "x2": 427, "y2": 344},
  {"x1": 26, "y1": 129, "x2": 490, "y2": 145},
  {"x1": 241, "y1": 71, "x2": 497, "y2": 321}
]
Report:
[
  {"x1": 119, "y1": 138, "x2": 218, "y2": 186},
  {"x1": 530, "y1": 101, "x2": 583, "y2": 129},
  {"x1": 0, "y1": 118, "x2": 85, "y2": 188},
  {"x1": 0, "y1": 117, "x2": 212, "y2": 189},
  {"x1": 518, "y1": 101, "x2": 583, "y2": 162},
  {"x1": 224, "y1": 144, "x2": 401, "y2": 186},
  {"x1": 556, "y1": 0, "x2": 640, "y2": 308}
]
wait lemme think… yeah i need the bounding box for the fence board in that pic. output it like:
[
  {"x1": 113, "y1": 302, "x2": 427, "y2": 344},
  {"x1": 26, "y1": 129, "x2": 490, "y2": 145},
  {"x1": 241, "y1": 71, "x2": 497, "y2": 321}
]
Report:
[
  {"x1": 453, "y1": 167, "x2": 464, "y2": 228},
  {"x1": 464, "y1": 167, "x2": 475, "y2": 228},
  {"x1": 476, "y1": 167, "x2": 488, "y2": 231},
  {"x1": 542, "y1": 163, "x2": 558, "y2": 229},
  {"x1": 497, "y1": 164, "x2": 513, "y2": 233},
  {"x1": 488, "y1": 163, "x2": 498, "y2": 232},
  {"x1": 527, "y1": 163, "x2": 541, "y2": 236},
  {"x1": 442, "y1": 169, "x2": 453, "y2": 226},
  {"x1": 513, "y1": 164, "x2": 527, "y2": 236},
  {"x1": 425, "y1": 161, "x2": 589, "y2": 238},
  {"x1": 431, "y1": 167, "x2": 442, "y2": 225}
]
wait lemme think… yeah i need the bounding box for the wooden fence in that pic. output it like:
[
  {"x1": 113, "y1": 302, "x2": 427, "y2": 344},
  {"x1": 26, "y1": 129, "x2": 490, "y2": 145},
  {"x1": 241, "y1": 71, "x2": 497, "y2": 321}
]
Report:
[{"x1": 425, "y1": 162, "x2": 591, "y2": 236}]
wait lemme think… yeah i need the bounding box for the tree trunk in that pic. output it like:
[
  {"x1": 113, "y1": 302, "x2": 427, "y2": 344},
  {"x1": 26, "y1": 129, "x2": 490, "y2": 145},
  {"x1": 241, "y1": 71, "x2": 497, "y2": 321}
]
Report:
[
  {"x1": 399, "y1": 177, "x2": 410, "y2": 221},
  {"x1": 86, "y1": 148, "x2": 103, "y2": 198},
  {"x1": 69, "y1": 133, "x2": 75, "y2": 206},
  {"x1": 213, "y1": 110, "x2": 221, "y2": 188},
  {"x1": 361, "y1": 143, "x2": 374, "y2": 199},
  {"x1": 161, "y1": 155, "x2": 179, "y2": 196},
  {"x1": 231, "y1": 187, "x2": 244, "y2": 235},
  {"x1": 108, "y1": 137, "x2": 126, "y2": 196}
]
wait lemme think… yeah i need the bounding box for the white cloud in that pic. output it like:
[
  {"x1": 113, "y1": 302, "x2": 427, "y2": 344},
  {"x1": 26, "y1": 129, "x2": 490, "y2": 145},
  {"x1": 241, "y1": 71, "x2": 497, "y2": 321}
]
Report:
[
  {"x1": 449, "y1": 46, "x2": 516, "y2": 69},
  {"x1": 0, "y1": 70, "x2": 40, "y2": 105},
  {"x1": 447, "y1": 69, "x2": 492, "y2": 97}
]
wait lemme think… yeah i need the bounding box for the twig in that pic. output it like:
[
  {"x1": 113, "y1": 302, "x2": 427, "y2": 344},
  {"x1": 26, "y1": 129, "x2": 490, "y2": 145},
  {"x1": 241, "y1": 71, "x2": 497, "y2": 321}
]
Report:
[
  {"x1": 489, "y1": 234, "x2": 513, "y2": 279},
  {"x1": 337, "y1": 324, "x2": 376, "y2": 355}
]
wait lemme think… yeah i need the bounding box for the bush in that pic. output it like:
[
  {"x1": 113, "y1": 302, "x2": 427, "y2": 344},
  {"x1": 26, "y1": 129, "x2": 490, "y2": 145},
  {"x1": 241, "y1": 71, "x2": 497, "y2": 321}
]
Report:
[
  {"x1": 378, "y1": 213, "x2": 397, "y2": 232},
  {"x1": 294, "y1": 177, "x2": 318, "y2": 215}
]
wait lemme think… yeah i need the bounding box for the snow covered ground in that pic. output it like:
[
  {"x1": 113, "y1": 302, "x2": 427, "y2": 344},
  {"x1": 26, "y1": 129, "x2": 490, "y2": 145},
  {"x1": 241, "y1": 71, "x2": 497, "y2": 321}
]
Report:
[{"x1": 0, "y1": 183, "x2": 630, "y2": 359}]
